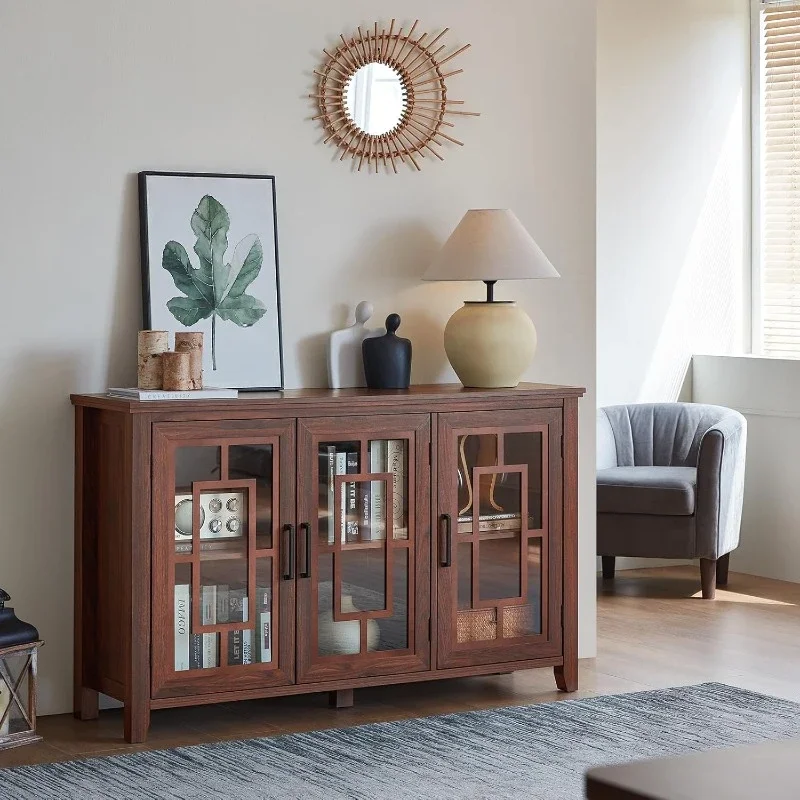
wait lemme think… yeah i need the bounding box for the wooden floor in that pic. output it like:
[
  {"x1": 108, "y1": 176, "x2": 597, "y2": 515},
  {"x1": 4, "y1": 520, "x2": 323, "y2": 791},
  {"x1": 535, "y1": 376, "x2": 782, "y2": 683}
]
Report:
[{"x1": 3, "y1": 565, "x2": 799, "y2": 769}]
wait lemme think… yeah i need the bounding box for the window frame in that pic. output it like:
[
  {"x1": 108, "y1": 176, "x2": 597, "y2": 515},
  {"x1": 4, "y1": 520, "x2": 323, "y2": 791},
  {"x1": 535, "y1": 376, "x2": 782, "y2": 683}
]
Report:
[
  {"x1": 750, "y1": 0, "x2": 763, "y2": 355},
  {"x1": 749, "y1": 0, "x2": 800, "y2": 357}
]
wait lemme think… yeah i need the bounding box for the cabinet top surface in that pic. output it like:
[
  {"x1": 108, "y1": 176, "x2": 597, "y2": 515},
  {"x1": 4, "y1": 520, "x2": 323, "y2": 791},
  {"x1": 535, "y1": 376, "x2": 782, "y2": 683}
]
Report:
[{"x1": 71, "y1": 382, "x2": 585, "y2": 413}]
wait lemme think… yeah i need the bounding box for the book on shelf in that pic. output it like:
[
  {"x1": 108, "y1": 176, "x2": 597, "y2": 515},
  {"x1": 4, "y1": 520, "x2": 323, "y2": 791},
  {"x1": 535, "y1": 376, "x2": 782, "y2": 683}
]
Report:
[
  {"x1": 335, "y1": 450, "x2": 347, "y2": 543},
  {"x1": 345, "y1": 449, "x2": 359, "y2": 543},
  {"x1": 174, "y1": 583, "x2": 207, "y2": 671},
  {"x1": 359, "y1": 482, "x2": 371, "y2": 542},
  {"x1": 107, "y1": 387, "x2": 238, "y2": 401},
  {"x1": 200, "y1": 585, "x2": 218, "y2": 668},
  {"x1": 258, "y1": 614, "x2": 272, "y2": 663},
  {"x1": 320, "y1": 445, "x2": 336, "y2": 545},
  {"x1": 175, "y1": 540, "x2": 241, "y2": 555},
  {"x1": 227, "y1": 588, "x2": 247, "y2": 666},
  {"x1": 228, "y1": 629, "x2": 244, "y2": 666},
  {"x1": 457, "y1": 511, "x2": 520, "y2": 522},
  {"x1": 327, "y1": 448, "x2": 336, "y2": 544},
  {"x1": 317, "y1": 449, "x2": 328, "y2": 543},
  {"x1": 256, "y1": 587, "x2": 272, "y2": 663},
  {"x1": 369, "y1": 440, "x2": 387, "y2": 541},
  {"x1": 216, "y1": 584, "x2": 230, "y2": 624},
  {"x1": 456, "y1": 512, "x2": 524, "y2": 535},
  {"x1": 174, "y1": 584, "x2": 190, "y2": 671},
  {"x1": 387, "y1": 440, "x2": 405, "y2": 538},
  {"x1": 242, "y1": 598, "x2": 253, "y2": 666},
  {"x1": 189, "y1": 631, "x2": 203, "y2": 670},
  {"x1": 228, "y1": 588, "x2": 247, "y2": 622}
]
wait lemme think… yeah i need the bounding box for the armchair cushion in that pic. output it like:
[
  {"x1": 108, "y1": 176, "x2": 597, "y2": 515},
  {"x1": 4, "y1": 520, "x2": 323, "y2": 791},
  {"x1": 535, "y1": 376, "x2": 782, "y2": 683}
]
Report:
[{"x1": 597, "y1": 466, "x2": 696, "y2": 516}]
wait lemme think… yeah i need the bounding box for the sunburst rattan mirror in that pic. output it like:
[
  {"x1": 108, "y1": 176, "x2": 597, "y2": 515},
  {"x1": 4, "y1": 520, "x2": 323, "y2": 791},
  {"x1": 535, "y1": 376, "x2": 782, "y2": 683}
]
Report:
[{"x1": 311, "y1": 20, "x2": 479, "y2": 173}]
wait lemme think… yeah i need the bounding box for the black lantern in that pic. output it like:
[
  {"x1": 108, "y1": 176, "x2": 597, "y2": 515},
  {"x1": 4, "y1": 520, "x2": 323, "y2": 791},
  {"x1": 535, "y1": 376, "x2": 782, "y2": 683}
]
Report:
[{"x1": 0, "y1": 588, "x2": 43, "y2": 749}]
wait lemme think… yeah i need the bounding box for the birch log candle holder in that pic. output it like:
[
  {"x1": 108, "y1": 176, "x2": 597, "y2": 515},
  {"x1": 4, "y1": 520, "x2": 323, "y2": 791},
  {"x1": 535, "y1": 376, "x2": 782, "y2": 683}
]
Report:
[
  {"x1": 311, "y1": 19, "x2": 478, "y2": 173},
  {"x1": 161, "y1": 351, "x2": 192, "y2": 391},
  {"x1": 137, "y1": 330, "x2": 169, "y2": 390},
  {"x1": 174, "y1": 332, "x2": 204, "y2": 390}
]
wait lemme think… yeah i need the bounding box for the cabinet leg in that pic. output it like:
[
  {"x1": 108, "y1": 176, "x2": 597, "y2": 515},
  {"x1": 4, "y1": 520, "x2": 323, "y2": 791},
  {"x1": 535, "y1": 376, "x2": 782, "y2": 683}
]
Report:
[
  {"x1": 329, "y1": 689, "x2": 354, "y2": 709},
  {"x1": 124, "y1": 703, "x2": 150, "y2": 744},
  {"x1": 601, "y1": 556, "x2": 615, "y2": 580},
  {"x1": 554, "y1": 662, "x2": 578, "y2": 693},
  {"x1": 74, "y1": 687, "x2": 99, "y2": 721}
]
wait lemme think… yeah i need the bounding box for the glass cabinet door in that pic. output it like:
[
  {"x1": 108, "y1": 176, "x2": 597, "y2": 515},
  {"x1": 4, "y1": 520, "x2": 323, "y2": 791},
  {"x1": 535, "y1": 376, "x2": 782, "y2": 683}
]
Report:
[
  {"x1": 296, "y1": 415, "x2": 430, "y2": 683},
  {"x1": 437, "y1": 409, "x2": 562, "y2": 669},
  {"x1": 151, "y1": 420, "x2": 295, "y2": 697}
]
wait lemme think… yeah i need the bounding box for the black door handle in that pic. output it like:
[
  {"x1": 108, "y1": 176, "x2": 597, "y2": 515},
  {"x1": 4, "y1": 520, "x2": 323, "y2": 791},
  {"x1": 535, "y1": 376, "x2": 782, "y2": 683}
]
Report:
[
  {"x1": 440, "y1": 513, "x2": 452, "y2": 567},
  {"x1": 299, "y1": 522, "x2": 311, "y2": 579},
  {"x1": 282, "y1": 524, "x2": 295, "y2": 580}
]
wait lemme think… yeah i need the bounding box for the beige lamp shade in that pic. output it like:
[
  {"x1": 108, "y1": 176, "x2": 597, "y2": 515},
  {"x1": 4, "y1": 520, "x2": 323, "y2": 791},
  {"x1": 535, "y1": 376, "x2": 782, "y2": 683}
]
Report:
[
  {"x1": 422, "y1": 209, "x2": 558, "y2": 388},
  {"x1": 422, "y1": 209, "x2": 559, "y2": 282}
]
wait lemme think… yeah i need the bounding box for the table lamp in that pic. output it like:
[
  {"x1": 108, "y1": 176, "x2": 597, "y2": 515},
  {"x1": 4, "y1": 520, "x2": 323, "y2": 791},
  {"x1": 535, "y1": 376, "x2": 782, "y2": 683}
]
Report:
[{"x1": 422, "y1": 209, "x2": 559, "y2": 388}]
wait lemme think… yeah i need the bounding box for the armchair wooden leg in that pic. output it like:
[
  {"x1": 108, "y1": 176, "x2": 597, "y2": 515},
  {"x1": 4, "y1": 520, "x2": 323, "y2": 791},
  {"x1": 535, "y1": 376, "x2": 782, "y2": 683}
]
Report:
[
  {"x1": 601, "y1": 556, "x2": 615, "y2": 580},
  {"x1": 716, "y1": 553, "x2": 730, "y2": 587},
  {"x1": 700, "y1": 558, "x2": 717, "y2": 599}
]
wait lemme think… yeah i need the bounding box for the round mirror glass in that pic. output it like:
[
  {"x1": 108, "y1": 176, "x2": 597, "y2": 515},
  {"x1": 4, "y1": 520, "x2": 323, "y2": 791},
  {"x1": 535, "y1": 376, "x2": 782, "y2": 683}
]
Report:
[{"x1": 344, "y1": 63, "x2": 406, "y2": 135}]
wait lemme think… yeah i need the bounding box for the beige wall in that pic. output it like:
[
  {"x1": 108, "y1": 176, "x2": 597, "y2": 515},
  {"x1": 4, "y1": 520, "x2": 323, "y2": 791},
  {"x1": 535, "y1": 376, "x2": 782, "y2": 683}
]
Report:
[
  {"x1": 693, "y1": 355, "x2": 800, "y2": 584},
  {"x1": 0, "y1": 1, "x2": 596, "y2": 715},
  {"x1": 597, "y1": 0, "x2": 750, "y2": 409}
]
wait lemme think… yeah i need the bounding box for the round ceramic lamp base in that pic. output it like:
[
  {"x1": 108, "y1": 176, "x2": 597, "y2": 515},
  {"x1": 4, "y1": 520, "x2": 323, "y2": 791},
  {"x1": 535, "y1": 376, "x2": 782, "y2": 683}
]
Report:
[{"x1": 444, "y1": 301, "x2": 537, "y2": 388}]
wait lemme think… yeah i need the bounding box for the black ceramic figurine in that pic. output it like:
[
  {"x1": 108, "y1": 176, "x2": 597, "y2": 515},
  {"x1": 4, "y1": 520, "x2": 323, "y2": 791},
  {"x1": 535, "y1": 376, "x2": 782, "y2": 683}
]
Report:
[
  {"x1": 362, "y1": 314, "x2": 412, "y2": 390},
  {"x1": 0, "y1": 589, "x2": 39, "y2": 649}
]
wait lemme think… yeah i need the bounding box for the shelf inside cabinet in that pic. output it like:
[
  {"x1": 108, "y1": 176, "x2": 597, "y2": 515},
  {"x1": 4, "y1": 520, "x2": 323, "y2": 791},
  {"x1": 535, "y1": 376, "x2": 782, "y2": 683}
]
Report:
[
  {"x1": 477, "y1": 528, "x2": 522, "y2": 540},
  {"x1": 342, "y1": 540, "x2": 388, "y2": 550},
  {"x1": 175, "y1": 551, "x2": 245, "y2": 562},
  {"x1": 174, "y1": 540, "x2": 248, "y2": 561},
  {"x1": 455, "y1": 528, "x2": 524, "y2": 540},
  {"x1": 320, "y1": 540, "x2": 387, "y2": 551}
]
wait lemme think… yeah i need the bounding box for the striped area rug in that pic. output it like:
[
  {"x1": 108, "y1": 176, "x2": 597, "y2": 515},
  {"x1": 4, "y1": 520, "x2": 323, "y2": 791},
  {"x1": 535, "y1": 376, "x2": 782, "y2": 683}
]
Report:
[{"x1": 1, "y1": 683, "x2": 799, "y2": 799}]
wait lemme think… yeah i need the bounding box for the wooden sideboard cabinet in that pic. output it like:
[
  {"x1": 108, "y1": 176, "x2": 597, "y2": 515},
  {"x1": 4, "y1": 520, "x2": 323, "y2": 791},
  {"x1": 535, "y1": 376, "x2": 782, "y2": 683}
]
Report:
[{"x1": 72, "y1": 383, "x2": 584, "y2": 743}]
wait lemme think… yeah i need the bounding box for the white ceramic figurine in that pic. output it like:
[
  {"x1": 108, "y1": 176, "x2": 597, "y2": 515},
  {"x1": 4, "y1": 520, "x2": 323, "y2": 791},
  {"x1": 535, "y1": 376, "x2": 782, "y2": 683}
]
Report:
[{"x1": 328, "y1": 301, "x2": 383, "y2": 389}]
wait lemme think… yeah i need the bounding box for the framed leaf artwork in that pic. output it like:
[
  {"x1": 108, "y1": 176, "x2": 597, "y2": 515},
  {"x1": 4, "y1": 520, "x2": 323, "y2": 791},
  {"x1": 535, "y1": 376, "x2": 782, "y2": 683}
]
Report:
[{"x1": 138, "y1": 172, "x2": 284, "y2": 390}]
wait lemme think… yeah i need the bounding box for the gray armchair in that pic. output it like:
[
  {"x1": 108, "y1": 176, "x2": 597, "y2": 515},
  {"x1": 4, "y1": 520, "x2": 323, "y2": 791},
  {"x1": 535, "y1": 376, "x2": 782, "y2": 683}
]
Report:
[{"x1": 597, "y1": 403, "x2": 747, "y2": 599}]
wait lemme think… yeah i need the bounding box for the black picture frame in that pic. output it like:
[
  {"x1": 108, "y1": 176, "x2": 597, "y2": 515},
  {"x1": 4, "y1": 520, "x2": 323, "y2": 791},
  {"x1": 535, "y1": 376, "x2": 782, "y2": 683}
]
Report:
[{"x1": 138, "y1": 171, "x2": 284, "y2": 391}]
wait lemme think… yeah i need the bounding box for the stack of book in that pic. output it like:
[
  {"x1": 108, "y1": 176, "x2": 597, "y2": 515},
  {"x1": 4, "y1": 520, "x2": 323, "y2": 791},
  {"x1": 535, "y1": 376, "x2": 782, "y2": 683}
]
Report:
[
  {"x1": 173, "y1": 584, "x2": 272, "y2": 671},
  {"x1": 174, "y1": 540, "x2": 242, "y2": 555},
  {"x1": 456, "y1": 512, "x2": 524, "y2": 534},
  {"x1": 108, "y1": 387, "x2": 238, "y2": 401},
  {"x1": 318, "y1": 440, "x2": 406, "y2": 544}
]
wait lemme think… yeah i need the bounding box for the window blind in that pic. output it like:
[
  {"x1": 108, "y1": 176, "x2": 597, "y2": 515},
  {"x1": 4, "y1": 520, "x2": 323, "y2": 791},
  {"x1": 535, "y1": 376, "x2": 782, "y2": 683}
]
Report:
[{"x1": 761, "y1": 2, "x2": 800, "y2": 356}]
